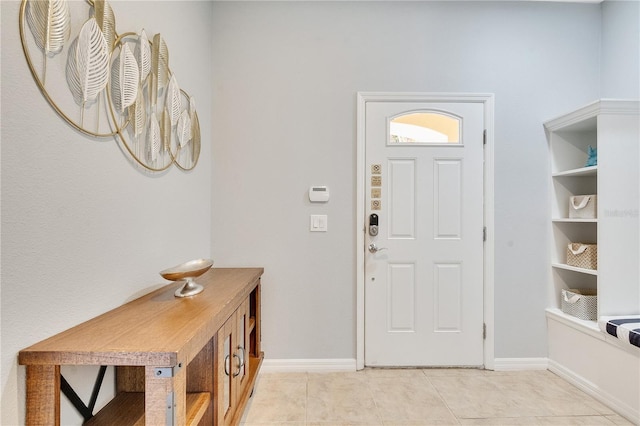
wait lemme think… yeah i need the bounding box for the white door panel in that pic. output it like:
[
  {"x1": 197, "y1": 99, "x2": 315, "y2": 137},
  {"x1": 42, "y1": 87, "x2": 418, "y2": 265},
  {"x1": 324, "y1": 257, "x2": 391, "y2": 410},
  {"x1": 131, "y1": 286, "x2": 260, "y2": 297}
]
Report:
[{"x1": 364, "y1": 101, "x2": 484, "y2": 367}]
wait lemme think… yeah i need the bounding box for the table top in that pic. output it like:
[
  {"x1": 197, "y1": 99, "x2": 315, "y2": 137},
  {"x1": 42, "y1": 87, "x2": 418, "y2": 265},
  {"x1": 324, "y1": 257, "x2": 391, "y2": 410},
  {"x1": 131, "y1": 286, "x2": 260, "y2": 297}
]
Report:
[{"x1": 19, "y1": 268, "x2": 264, "y2": 367}]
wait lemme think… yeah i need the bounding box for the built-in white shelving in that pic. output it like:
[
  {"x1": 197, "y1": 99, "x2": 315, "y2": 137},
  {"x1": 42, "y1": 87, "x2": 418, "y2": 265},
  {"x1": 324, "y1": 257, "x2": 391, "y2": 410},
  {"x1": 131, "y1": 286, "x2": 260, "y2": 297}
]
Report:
[
  {"x1": 552, "y1": 165, "x2": 597, "y2": 178},
  {"x1": 552, "y1": 218, "x2": 597, "y2": 223},
  {"x1": 545, "y1": 99, "x2": 639, "y2": 320},
  {"x1": 551, "y1": 262, "x2": 598, "y2": 276},
  {"x1": 545, "y1": 99, "x2": 640, "y2": 426}
]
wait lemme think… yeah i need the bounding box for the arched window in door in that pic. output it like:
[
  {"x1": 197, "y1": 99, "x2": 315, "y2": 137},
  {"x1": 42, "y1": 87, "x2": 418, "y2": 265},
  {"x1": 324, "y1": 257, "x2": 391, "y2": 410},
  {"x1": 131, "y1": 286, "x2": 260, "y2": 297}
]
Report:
[{"x1": 389, "y1": 111, "x2": 461, "y2": 144}]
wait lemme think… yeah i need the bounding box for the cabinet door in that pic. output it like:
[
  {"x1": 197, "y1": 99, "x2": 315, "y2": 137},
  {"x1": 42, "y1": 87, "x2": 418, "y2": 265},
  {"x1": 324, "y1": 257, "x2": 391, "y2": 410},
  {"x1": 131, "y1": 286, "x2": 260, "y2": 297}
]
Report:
[
  {"x1": 235, "y1": 298, "x2": 250, "y2": 401},
  {"x1": 216, "y1": 314, "x2": 236, "y2": 426},
  {"x1": 215, "y1": 297, "x2": 253, "y2": 426}
]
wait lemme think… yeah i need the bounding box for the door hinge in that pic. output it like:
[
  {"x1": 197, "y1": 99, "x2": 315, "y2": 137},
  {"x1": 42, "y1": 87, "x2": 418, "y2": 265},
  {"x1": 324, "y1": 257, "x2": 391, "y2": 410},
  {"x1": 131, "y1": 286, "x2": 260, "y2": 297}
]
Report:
[
  {"x1": 483, "y1": 226, "x2": 487, "y2": 242},
  {"x1": 483, "y1": 323, "x2": 487, "y2": 340},
  {"x1": 483, "y1": 129, "x2": 487, "y2": 145}
]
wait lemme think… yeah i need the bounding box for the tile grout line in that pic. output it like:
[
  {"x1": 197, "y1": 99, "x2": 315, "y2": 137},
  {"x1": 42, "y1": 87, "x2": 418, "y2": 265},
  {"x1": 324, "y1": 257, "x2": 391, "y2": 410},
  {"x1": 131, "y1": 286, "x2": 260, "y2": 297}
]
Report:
[{"x1": 421, "y1": 370, "x2": 463, "y2": 425}]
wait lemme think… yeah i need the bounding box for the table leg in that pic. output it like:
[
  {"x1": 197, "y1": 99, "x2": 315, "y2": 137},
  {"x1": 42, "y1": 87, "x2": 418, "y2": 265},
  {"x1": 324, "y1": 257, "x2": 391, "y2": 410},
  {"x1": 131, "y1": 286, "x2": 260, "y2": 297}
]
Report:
[
  {"x1": 25, "y1": 365, "x2": 60, "y2": 426},
  {"x1": 145, "y1": 364, "x2": 186, "y2": 425}
]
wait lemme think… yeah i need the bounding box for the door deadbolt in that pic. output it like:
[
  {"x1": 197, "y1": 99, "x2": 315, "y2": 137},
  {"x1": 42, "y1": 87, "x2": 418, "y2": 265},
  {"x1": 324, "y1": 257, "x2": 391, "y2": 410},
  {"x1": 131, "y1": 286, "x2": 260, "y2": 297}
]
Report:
[{"x1": 369, "y1": 214, "x2": 379, "y2": 236}]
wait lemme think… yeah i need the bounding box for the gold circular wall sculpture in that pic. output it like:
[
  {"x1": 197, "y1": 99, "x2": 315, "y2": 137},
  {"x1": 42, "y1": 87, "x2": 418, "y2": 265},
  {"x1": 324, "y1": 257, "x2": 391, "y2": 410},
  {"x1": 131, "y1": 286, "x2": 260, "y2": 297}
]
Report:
[{"x1": 19, "y1": 0, "x2": 201, "y2": 172}]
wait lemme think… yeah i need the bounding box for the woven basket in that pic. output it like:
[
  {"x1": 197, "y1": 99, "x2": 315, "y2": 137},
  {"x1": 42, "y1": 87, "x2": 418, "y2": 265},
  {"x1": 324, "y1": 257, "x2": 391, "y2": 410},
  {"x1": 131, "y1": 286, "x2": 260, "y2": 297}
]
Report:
[
  {"x1": 569, "y1": 195, "x2": 597, "y2": 219},
  {"x1": 561, "y1": 288, "x2": 597, "y2": 320},
  {"x1": 567, "y1": 243, "x2": 597, "y2": 270}
]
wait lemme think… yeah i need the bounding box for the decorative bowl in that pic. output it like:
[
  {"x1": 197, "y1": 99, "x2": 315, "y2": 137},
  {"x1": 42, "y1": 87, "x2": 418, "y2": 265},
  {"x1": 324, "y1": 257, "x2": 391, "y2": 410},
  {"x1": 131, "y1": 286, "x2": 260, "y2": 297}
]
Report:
[{"x1": 160, "y1": 258, "x2": 214, "y2": 298}]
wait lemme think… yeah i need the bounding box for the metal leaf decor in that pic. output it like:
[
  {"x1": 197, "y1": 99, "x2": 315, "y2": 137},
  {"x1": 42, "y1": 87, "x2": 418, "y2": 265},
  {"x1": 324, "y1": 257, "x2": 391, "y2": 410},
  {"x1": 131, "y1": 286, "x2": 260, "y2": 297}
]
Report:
[
  {"x1": 190, "y1": 97, "x2": 201, "y2": 163},
  {"x1": 26, "y1": 0, "x2": 71, "y2": 81},
  {"x1": 162, "y1": 107, "x2": 171, "y2": 154},
  {"x1": 165, "y1": 75, "x2": 182, "y2": 127},
  {"x1": 130, "y1": 89, "x2": 146, "y2": 140},
  {"x1": 110, "y1": 43, "x2": 139, "y2": 114},
  {"x1": 151, "y1": 33, "x2": 169, "y2": 107},
  {"x1": 191, "y1": 114, "x2": 201, "y2": 164},
  {"x1": 19, "y1": 0, "x2": 202, "y2": 172},
  {"x1": 67, "y1": 18, "x2": 109, "y2": 109},
  {"x1": 26, "y1": 0, "x2": 70, "y2": 55},
  {"x1": 189, "y1": 97, "x2": 196, "y2": 117},
  {"x1": 135, "y1": 29, "x2": 151, "y2": 84},
  {"x1": 65, "y1": 38, "x2": 83, "y2": 106},
  {"x1": 129, "y1": 89, "x2": 146, "y2": 160},
  {"x1": 176, "y1": 110, "x2": 192, "y2": 148},
  {"x1": 93, "y1": 0, "x2": 116, "y2": 52},
  {"x1": 148, "y1": 113, "x2": 161, "y2": 162}
]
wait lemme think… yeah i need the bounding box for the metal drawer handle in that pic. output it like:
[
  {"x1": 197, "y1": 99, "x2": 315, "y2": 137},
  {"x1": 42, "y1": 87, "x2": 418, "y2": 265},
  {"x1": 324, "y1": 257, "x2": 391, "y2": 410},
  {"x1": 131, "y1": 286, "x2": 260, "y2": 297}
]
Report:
[
  {"x1": 232, "y1": 353, "x2": 242, "y2": 377},
  {"x1": 237, "y1": 346, "x2": 246, "y2": 368}
]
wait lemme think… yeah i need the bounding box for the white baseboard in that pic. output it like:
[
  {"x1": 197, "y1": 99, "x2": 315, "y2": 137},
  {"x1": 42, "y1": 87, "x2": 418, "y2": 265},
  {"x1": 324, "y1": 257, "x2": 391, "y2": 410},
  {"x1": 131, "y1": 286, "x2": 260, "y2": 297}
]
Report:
[
  {"x1": 261, "y1": 358, "x2": 357, "y2": 373},
  {"x1": 262, "y1": 358, "x2": 549, "y2": 373},
  {"x1": 548, "y1": 359, "x2": 639, "y2": 424},
  {"x1": 493, "y1": 357, "x2": 549, "y2": 371}
]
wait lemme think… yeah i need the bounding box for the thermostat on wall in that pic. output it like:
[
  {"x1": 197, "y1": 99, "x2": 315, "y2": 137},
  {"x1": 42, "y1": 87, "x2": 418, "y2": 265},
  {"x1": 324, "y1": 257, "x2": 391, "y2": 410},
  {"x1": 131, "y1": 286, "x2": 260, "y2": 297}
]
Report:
[{"x1": 309, "y1": 186, "x2": 330, "y2": 202}]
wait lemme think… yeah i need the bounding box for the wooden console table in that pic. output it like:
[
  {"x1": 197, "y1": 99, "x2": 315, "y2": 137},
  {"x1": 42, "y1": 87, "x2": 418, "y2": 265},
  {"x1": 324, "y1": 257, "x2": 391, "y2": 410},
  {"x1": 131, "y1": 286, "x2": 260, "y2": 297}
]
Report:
[{"x1": 19, "y1": 267, "x2": 264, "y2": 425}]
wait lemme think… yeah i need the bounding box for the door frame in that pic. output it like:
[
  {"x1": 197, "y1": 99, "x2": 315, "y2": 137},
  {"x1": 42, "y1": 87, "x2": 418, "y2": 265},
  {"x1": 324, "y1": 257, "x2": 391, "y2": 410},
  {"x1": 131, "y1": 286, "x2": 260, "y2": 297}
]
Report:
[{"x1": 356, "y1": 92, "x2": 495, "y2": 370}]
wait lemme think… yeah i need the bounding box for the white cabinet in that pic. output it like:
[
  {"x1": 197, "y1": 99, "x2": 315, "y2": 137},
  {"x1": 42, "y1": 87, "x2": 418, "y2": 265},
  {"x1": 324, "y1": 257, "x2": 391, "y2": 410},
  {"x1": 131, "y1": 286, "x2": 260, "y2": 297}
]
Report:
[{"x1": 545, "y1": 99, "x2": 639, "y2": 320}]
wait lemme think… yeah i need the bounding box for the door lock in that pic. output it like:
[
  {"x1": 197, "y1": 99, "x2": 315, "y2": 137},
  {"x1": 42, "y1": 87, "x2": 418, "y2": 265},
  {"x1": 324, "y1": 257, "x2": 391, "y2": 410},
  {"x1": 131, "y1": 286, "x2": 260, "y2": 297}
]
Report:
[{"x1": 369, "y1": 214, "x2": 379, "y2": 236}]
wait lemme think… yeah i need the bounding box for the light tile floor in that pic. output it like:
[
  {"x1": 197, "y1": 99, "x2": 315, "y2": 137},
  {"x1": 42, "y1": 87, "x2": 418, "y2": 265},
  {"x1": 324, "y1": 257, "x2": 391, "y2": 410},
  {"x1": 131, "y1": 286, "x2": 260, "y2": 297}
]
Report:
[{"x1": 241, "y1": 369, "x2": 634, "y2": 425}]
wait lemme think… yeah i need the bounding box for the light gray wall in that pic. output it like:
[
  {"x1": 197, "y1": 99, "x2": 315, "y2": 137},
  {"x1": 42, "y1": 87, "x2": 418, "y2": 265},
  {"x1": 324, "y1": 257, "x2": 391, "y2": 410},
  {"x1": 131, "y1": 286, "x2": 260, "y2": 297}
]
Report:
[
  {"x1": 601, "y1": 0, "x2": 640, "y2": 99},
  {"x1": 1, "y1": 1, "x2": 214, "y2": 424},
  {"x1": 210, "y1": 1, "x2": 602, "y2": 361},
  {"x1": 4, "y1": 0, "x2": 633, "y2": 423}
]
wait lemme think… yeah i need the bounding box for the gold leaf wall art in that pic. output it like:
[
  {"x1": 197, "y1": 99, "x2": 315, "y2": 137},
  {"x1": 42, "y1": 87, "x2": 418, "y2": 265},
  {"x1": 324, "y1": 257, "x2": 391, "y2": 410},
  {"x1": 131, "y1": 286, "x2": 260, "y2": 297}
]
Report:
[
  {"x1": 165, "y1": 74, "x2": 182, "y2": 127},
  {"x1": 66, "y1": 18, "x2": 109, "y2": 125},
  {"x1": 25, "y1": 0, "x2": 71, "y2": 83},
  {"x1": 130, "y1": 89, "x2": 146, "y2": 140},
  {"x1": 151, "y1": 33, "x2": 169, "y2": 109},
  {"x1": 162, "y1": 107, "x2": 171, "y2": 157},
  {"x1": 129, "y1": 88, "x2": 146, "y2": 161},
  {"x1": 93, "y1": 0, "x2": 116, "y2": 52},
  {"x1": 135, "y1": 29, "x2": 151, "y2": 84},
  {"x1": 148, "y1": 112, "x2": 161, "y2": 164},
  {"x1": 189, "y1": 97, "x2": 201, "y2": 167},
  {"x1": 110, "y1": 43, "x2": 139, "y2": 115},
  {"x1": 19, "y1": 0, "x2": 202, "y2": 172},
  {"x1": 177, "y1": 110, "x2": 192, "y2": 148}
]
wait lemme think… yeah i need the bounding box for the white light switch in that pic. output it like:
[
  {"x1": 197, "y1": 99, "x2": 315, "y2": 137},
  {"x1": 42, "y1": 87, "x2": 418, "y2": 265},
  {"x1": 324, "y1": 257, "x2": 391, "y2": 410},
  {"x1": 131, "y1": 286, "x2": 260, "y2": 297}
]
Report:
[{"x1": 310, "y1": 214, "x2": 328, "y2": 232}]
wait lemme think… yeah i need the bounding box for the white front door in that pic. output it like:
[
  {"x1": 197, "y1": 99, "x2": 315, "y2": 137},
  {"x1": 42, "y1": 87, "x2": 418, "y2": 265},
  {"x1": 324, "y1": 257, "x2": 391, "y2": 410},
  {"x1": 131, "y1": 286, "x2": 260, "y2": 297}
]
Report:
[{"x1": 364, "y1": 100, "x2": 485, "y2": 367}]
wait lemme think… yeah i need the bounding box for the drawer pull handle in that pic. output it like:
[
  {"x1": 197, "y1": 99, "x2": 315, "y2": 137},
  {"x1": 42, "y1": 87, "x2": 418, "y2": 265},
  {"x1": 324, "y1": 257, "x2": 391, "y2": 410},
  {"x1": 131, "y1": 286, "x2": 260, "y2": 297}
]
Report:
[
  {"x1": 232, "y1": 353, "x2": 242, "y2": 377},
  {"x1": 224, "y1": 354, "x2": 230, "y2": 376},
  {"x1": 237, "y1": 346, "x2": 246, "y2": 368}
]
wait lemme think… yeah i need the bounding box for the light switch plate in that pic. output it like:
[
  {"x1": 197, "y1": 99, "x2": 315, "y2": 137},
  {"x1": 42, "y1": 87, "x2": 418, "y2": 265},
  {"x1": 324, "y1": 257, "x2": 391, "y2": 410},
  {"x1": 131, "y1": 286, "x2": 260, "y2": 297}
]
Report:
[{"x1": 310, "y1": 214, "x2": 328, "y2": 232}]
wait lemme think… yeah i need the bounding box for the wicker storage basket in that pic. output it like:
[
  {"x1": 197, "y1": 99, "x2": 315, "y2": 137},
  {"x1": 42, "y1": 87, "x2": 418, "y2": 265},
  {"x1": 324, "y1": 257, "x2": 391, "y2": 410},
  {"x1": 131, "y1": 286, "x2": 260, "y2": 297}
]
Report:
[
  {"x1": 567, "y1": 243, "x2": 597, "y2": 270},
  {"x1": 561, "y1": 288, "x2": 597, "y2": 320},
  {"x1": 569, "y1": 195, "x2": 597, "y2": 219}
]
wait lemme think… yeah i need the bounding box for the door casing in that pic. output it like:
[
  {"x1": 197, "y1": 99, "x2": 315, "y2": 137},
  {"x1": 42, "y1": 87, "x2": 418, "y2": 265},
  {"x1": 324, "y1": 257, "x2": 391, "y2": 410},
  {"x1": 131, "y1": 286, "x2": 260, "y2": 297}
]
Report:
[{"x1": 356, "y1": 92, "x2": 495, "y2": 370}]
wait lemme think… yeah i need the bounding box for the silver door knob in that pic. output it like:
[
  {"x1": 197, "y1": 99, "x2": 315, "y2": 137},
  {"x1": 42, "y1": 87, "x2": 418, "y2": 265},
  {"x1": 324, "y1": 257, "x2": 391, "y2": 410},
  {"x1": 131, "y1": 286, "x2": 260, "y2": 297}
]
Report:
[{"x1": 368, "y1": 243, "x2": 387, "y2": 253}]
